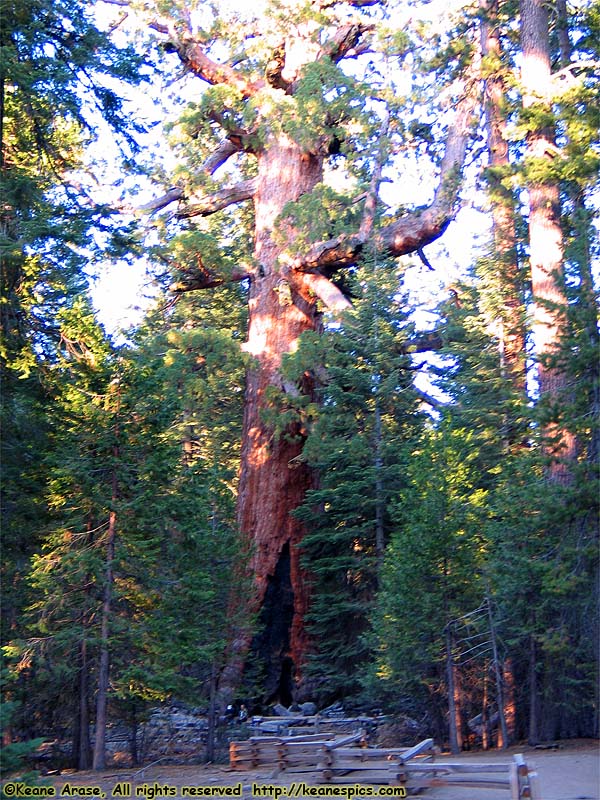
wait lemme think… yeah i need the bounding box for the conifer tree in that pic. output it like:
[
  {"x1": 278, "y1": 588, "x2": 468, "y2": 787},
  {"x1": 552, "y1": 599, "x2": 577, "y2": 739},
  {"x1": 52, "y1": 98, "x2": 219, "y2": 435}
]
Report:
[
  {"x1": 367, "y1": 277, "x2": 508, "y2": 744},
  {"x1": 121, "y1": 0, "x2": 480, "y2": 698},
  {"x1": 1, "y1": 0, "x2": 146, "y2": 652},
  {"x1": 7, "y1": 284, "x2": 247, "y2": 768}
]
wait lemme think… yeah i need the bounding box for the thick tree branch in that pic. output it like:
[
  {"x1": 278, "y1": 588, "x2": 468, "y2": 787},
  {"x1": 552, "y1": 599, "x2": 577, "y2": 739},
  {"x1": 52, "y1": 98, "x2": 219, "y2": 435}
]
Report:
[
  {"x1": 150, "y1": 16, "x2": 262, "y2": 98},
  {"x1": 177, "y1": 178, "x2": 257, "y2": 219},
  {"x1": 139, "y1": 186, "x2": 184, "y2": 215},
  {"x1": 174, "y1": 37, "x2": 262, "y2": 98},
  {"x1": 138, "y1": 143, "x2": 251, "y2": 216},
  {"x1": 319, "y1": 22, "x2": 375, "y2": 63},
  {"x1": 203, "y1": 139, "x2": 241, "y2": 174},
  {"x1": 289, "y1": 83, "x2": 479, "y2": 273},
  {"x1": 265, "y1": 44, "x2": 289, "y2": 91},
  {"x1": 297, "y1": 272, "x2": 352, "y2": 312},
  {"x1": 171, "y1": 258, "x2": 254, "y2": 293}
]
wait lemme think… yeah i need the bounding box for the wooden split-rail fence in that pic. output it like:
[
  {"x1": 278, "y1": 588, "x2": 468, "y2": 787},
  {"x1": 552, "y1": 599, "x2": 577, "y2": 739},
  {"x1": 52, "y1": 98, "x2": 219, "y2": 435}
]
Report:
[
  {"x1": 247, "y1": 714, "x2": 371, "y2": 737},
  {"x1": 229, "y1": 733, "x2": 541, "y2": 799}
]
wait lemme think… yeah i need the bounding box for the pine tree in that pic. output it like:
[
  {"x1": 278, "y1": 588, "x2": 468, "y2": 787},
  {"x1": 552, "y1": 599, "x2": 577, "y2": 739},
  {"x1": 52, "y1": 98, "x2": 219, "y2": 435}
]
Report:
[{"x1": 1, "y1": 0, "x2": 146, "y2": 651}]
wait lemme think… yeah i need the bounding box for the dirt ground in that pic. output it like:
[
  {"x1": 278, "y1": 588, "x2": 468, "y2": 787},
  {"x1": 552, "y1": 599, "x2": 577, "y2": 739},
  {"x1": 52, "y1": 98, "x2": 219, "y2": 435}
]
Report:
[{"x1": 22, "y1": 739, "x2": 600, "y2": 800}]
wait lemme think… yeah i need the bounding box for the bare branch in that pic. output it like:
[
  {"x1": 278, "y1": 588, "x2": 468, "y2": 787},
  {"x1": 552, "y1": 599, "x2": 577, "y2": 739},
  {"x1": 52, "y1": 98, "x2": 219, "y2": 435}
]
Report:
[
  {"x1": 138, "y1": 187, "x2": 184, "y2": 215},
  {"x1": 203, "y1": 140, "x2": 242, "y2": 175},
  {"x1": 298, "y1": 272, "x2": 352, "y2": 312},
  {"x1": 138, "y1": 143, "x2": 250, "y2": 217},
  {"x1": 417, "y1": 247, "x2": 434, "y2": 270},
  {"x1": 319, "y1": 22, "x2": 375, "y2": 64},
  {"x1": 414, "y1": 387, "x2": 445, "y2": 410},
  {"x1": 148, "y1": 20, "x2": 169, "y2": 35},
  {"x1": 106, "y1": 10, "x2": 129, "y2": 33},
  {"x1": 177, "y1": 178, "x2": 257, "y2": 219},
  {"x1": 314, "y1": 0, "x2": 378, "y2": 7}
]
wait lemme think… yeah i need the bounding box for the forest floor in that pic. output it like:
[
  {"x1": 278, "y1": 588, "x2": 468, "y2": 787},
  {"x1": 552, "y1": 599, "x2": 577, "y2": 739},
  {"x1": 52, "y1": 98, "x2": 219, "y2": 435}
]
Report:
[{"x1": 37, "y1": 739, "x2": 599, "y2": 800}]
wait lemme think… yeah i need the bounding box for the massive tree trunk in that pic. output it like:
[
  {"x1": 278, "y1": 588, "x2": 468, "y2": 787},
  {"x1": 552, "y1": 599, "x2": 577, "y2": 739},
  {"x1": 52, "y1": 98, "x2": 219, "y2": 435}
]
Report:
[{"x1": 223, "y1": 139, "x2": 324, "y2": 699}]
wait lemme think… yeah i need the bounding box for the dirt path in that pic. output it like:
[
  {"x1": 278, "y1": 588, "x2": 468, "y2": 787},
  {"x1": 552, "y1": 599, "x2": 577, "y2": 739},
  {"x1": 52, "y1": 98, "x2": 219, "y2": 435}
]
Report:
[
  {"x1": 21, "y1": 739, "x2": 600, "y2": 800},
  {"x1": 409, "y1": 741, "x2": 599, "y2": 800}
]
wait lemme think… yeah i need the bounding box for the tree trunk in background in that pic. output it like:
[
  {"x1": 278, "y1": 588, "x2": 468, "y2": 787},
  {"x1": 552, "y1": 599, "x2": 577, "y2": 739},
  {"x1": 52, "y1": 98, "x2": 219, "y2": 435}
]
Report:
[
  {"x1": 555, "y1": 0, "x2": 600, "y2": 469},
  {"x1": 205, "y1": 662, "x2": 218, "y2": 763},
  {"x1": 220, "y1": 137, "x2": 323, "y2": 701},
  {"x1": 76, "y1": 637, "x2": 92, "y2": 770},
  {"x1": 481, "y1": 671, "x2": 489, "y2": 750},
  {"x1": 520, "y1": 0, "x2": 576, "y2": 483},
  {"x1": 92, "y1": 454, "x2": 118, "y2": 771},
  {"x1": 480, "y1": 0, "x2": 527, "y2": 403},
  {"x1": 528, "y1": 633, "x2": 539, "y2": 745},
  {"x1": 486, "y1": 597, "x2": 509, "y2": 748},
  {"x1": 129, "y1": 707, "x2": 139, "y2": 766},
  {"x1": 446, "y1": 624, "x2": 462, "y2": 754},
  {"x1": 503, "y1": 658, "x2": 517, "y2": 744},
  {"x1": 92, "y1": 512, "x2": 115, "y2": 770}
]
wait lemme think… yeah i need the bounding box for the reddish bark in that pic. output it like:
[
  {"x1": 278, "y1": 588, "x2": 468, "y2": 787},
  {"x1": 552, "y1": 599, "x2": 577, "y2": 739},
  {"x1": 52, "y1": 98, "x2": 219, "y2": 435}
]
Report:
[
  {"x1": 502, "y1": 658, "x2": 517, "y2": 744},
  {"x1": 520, "y1": 0, "x2": 577, "y2": 482},
  {"x1": 220, "y1": 138, "x2": 324, "y2": 698}
]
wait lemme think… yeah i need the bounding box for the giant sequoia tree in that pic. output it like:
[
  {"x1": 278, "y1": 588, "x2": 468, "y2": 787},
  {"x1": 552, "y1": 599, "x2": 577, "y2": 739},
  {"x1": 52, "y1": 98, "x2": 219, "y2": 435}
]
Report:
[{"x1": 138, "y1": 0, "x2": 479, "y2": 700}]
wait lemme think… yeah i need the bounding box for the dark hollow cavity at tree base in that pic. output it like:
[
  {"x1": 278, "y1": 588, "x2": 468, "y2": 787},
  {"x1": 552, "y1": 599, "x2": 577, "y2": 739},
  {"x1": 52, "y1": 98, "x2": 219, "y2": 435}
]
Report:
[{"x1": 242, "y1": 543, "x2": 298, "y2": 709}]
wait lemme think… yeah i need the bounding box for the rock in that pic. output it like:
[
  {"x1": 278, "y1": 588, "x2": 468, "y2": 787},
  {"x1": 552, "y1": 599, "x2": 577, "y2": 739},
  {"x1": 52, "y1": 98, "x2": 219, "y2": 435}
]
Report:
[{"x1": 272, "y1": 703, "x2": 294, "y2": 717}]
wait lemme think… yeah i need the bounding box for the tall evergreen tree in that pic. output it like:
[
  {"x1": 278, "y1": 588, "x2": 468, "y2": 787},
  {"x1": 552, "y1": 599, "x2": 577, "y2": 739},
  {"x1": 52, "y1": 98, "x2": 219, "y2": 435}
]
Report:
[
  {"x1": 121, "y1": 0, "x2": 480, "y2": 699},
  {"x1": 1, "y1": 0, "x2": 146, "y2": 648},
  {"x1": 7, "y1": 285, "x2": 248, "y2": 768},
  {"x1": 367, "y1": 277, "x2": 509, "y2": 745}
]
